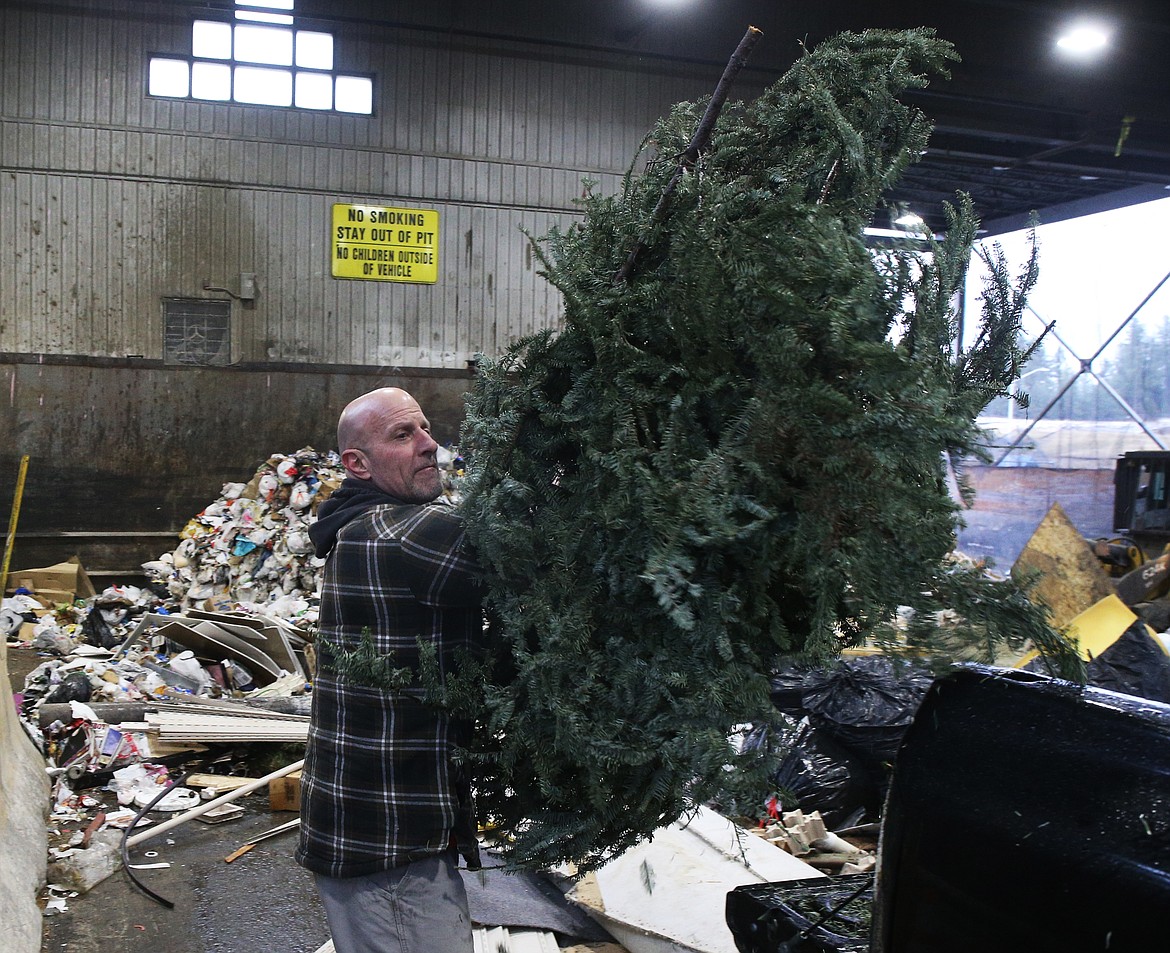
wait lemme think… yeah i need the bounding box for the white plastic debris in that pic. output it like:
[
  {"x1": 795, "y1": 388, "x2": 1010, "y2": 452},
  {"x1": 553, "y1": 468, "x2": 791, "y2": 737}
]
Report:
[
  {"x1": 167, "y1": 650, "x2": 214, "y2": 692},
  {"x1": 68, "y1": 700, "x2": 101, "y2": 723},
  {"x1": 132, "y1": 786, "x2": 200, "y2": 812},
  {"x1": 1, "y1": 605, "x2": 26, "y2": 638},
  {"x1": 141, "y1": 448, "x2": 344, "y2": 620},
  {"x1": 138, "y1": 446, "x2": 464, "y2": 623},
  {"x1": 45, "y1": 830, "x2": 124, "y2": 894}
]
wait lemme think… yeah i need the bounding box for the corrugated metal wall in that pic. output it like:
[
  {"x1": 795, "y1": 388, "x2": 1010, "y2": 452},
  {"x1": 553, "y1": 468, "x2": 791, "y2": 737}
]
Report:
[
  {"x1": 0, "y1": 1, "x2": 725, "y2": 369},
  {"x1": 0, "y1": 0, "x2": 752, "y2": 573}
]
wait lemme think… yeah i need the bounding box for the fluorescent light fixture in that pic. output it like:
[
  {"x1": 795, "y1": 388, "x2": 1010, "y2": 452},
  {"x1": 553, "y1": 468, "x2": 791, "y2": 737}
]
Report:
[{"x1": 1056, "y1": 22, "x2": 1110, "y2": 56}]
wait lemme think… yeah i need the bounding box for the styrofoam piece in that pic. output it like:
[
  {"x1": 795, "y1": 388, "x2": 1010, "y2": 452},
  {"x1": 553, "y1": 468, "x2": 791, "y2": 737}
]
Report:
[{"x1": 568, "y1": 806, "x2": 824, "y2": 953}]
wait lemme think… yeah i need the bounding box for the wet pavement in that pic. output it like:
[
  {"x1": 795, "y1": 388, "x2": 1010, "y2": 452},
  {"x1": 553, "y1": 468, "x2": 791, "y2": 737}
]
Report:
[
  {"x1": 2, "y1": 644, "x2": 327, "y2": 953},
  {"x1": 41, "y1": 801, "x2": 329, "y2": 953}
]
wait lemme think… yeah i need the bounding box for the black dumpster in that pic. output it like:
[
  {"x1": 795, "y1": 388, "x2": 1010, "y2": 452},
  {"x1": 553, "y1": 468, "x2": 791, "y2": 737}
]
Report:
[{"x1": 728, "y1": 665, "x2": 1170, "y2": 953}]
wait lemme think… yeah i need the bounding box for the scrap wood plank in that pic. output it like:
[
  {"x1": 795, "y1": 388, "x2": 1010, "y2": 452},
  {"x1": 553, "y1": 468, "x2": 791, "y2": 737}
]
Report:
[{"x1": 187, "y1": 770, "x2": 303, "y2": 790}]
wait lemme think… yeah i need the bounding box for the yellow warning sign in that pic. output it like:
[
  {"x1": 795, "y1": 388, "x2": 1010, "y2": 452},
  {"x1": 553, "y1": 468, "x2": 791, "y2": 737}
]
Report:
[{"x1": 331, "y1": 204, "x2": 439, "y2": 284}]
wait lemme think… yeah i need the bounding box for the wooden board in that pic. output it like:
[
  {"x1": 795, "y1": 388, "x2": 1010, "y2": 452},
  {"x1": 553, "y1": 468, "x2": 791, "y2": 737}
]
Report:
[{"x1": 1012, "y1": 502, "x2": 1116, "y2": 629}]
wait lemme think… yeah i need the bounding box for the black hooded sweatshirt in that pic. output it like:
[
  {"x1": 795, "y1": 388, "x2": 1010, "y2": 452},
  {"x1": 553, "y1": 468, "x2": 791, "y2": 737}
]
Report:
[{"x1": 307, "y1": 477, "x2": 405, "y2": 558}]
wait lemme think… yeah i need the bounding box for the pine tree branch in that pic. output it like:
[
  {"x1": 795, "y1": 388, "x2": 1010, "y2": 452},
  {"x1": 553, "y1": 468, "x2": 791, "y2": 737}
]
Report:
[
  {"x1": 614, "y1": 24, "x2": 763, "y2": 284},
  {"x1": 459, "y1": 27, "x2": 1063, "y2": 874}
]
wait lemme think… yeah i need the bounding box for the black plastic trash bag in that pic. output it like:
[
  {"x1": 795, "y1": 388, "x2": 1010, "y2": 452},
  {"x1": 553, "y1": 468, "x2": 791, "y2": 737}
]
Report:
[
  {"x1": 800, "y1": 657, "x2": 934, "y2": 780},
  {"x1": 81, "y1": 607, "x2": 122, "y2": 650},
  {"x1": 1086, "y1": 620, "x2": 1170, "y2": 703},
  {"x1": 770, "y1": 721, "x2": 874, "y2": 829},
  {"x1": 768, "y1": 660, "x2": 814, "y2": 717},
  {"x1": 42, "y1": 670, "x2": 93, "y2": 706},
  {"x1": 1026, "y1": 619, "x2": 1170, "y2": 704},
  {"x1": 761, "y1": 657, "x2": 935, "y2": 823}
]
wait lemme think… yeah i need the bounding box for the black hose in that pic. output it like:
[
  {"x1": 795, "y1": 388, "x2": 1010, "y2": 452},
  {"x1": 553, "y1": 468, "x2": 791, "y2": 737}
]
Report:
[{"x1": 119, "y1": 771, "x2": 189, "y2": 909}]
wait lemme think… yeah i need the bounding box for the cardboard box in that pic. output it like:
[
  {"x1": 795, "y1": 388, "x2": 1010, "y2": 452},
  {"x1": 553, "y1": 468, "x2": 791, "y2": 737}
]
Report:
[
  {"x1": 7, "y1": 556, "x2": 97, "y2": 601},
  {"x1": 268, "y1": 776, "x2": 302, "y2": 812}
]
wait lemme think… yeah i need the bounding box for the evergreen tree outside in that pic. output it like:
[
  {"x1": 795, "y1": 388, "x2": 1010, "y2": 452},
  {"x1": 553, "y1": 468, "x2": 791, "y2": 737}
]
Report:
[
  {"x1": 444, "y1": 28, "x2": 1083, "y2": 873},
  {"x1": 1101, "y1": 316, "x2": 1170, "y2": 420}
]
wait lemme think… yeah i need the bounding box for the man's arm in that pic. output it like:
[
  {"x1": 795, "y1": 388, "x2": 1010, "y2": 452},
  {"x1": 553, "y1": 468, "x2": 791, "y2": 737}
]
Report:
[{"x1": 391, "y1": 505, "x2": 485, "y2": 608}]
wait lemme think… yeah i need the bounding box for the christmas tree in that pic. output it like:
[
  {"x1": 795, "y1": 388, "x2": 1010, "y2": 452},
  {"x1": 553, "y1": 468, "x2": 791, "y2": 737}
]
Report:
[{"x1": 455, "y1": 27, "x2": 1081, "y2": 872}]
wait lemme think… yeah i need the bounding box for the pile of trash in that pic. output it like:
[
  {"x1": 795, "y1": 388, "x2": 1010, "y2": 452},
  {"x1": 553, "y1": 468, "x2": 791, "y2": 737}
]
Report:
[
  {"x1": 141, "y1": 445, "x2": 464, "y2": 619},
  {"x1": 5, "y1": 445, "x2": 468, "y2": 769},
  {"x1": 4, "y1": 444, "x2": 468, "y2": 679},
  {"x1": 140, "y1": 447, "x2": 343, "y2": 621}
]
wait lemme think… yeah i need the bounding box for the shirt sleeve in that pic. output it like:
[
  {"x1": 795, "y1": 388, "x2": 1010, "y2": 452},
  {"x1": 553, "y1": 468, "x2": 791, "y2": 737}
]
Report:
[{"x1": 394, "y1": 504, "x2": 486, "y2": 608}]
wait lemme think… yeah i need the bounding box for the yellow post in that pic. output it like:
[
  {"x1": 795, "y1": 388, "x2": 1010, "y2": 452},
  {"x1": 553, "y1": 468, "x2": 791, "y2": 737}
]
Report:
[{"x1": 1, "y1": 455, "x2": 30, "y2": 598}]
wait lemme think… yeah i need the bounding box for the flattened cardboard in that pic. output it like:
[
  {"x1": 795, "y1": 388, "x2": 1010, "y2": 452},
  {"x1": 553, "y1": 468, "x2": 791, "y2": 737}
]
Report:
[
  {"x1": 120, "y1": 614, "x2": 282, "y2": 687},
  {"x1": 185, "y1": 608, "x2": 304, "y2": 677},
  {"x1": 7, "y1": 555, "x2": 96, "y2": 600},
  {"x1": 165, "y1": 620, "x2": 283, "y2": 685}
]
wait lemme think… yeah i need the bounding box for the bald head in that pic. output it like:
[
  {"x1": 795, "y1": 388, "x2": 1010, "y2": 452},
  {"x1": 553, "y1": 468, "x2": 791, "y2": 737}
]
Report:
[
  {"x1": 337, "y1": 387, "x2": 416, "y2": 453},
  {"x1": 336, "y1": 387, "x2": 442, "y2": 502}
]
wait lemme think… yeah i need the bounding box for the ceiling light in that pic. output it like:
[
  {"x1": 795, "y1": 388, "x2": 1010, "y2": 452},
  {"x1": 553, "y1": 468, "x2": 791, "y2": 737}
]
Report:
[
  {"x1": 894, "y1": 211, "x2": 925, "y2": 228},
  {"x1": 1056, "y1": 23, "x2": 1110, "y2": 56}
]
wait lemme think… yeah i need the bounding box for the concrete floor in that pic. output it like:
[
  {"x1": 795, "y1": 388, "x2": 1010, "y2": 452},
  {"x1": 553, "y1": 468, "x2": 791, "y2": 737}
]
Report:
[
  {"x1": 1, "y1": 641, "x2": 325, "y2": 953},
  {"x1": 38, "y1": 792, "x2": 617, "y2": 953},
  {"x1": 9, "y1": 645, "x2": 614, "y2": 953},
  {"x1": 41, "y1": 802, "x2": 330, "y2": 953}
]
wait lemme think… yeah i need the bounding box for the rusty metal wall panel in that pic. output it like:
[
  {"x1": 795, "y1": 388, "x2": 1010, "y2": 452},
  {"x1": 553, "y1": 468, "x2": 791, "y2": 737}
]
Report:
[{"x1": 0, "y1": 161, "x2": 605, "y2": 366}]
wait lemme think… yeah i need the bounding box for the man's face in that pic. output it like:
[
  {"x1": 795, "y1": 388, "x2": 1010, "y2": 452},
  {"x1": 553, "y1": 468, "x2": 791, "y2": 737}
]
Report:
[{"x1": 343, "y1": 392, "x2": 442, "y2": 503}]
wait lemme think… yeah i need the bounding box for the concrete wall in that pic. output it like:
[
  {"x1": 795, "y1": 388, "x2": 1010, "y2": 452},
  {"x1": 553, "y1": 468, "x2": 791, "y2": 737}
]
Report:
[
  {"x1": 0, "y1": 642, "x2": 50, "y2": 953},
  {"x1": 1, "y1": 357, "x2": 476, "y2": 575}
]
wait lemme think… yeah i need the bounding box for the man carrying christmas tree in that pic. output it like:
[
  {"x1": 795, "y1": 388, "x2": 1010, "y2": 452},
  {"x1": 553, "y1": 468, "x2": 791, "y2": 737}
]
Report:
[{"x1": 296, "y1": 386, "x2": 485, "y2": 953}]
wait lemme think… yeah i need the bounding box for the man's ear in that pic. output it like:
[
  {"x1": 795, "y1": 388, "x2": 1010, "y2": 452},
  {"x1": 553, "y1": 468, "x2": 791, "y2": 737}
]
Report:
[{"x1": 341, "y1": 448, "x2": 369, "y2": 479}]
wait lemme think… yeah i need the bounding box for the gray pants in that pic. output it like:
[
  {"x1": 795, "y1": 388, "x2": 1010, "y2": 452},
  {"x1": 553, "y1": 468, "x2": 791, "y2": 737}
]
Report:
[{"x1": 314, "y1": 853, "x2": 473, "y2": 953}]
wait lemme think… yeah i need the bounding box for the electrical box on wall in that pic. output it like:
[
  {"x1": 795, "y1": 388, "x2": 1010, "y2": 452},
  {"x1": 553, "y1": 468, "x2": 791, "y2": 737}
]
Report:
[{"x1": 239, "y1": 273, "x2": 257, "y2": 300}]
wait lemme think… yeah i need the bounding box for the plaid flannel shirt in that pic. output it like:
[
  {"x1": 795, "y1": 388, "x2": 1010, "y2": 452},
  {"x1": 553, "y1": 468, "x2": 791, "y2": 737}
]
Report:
[{"x1": 296, "y1": 501, "x2": 486, "y2": 878}]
